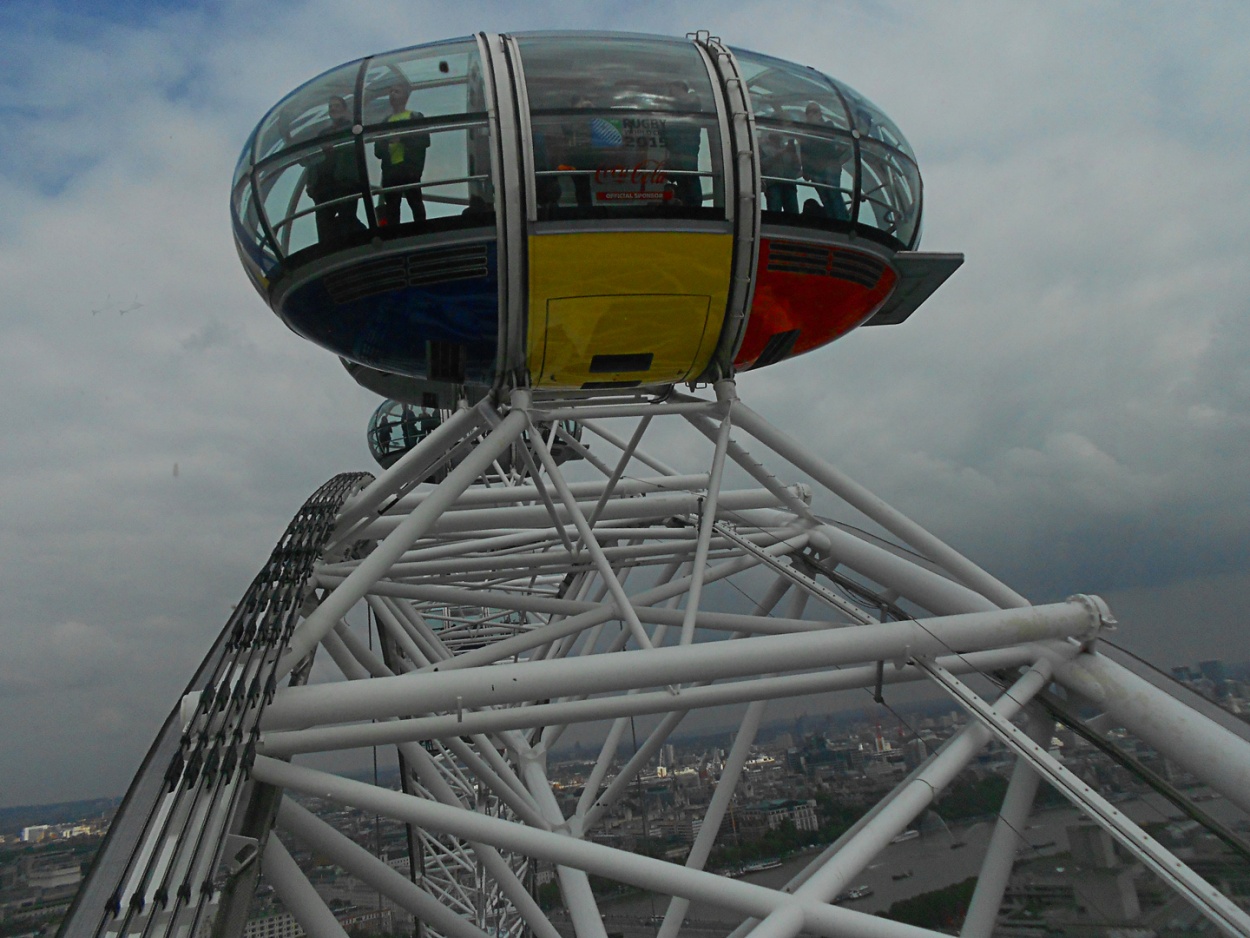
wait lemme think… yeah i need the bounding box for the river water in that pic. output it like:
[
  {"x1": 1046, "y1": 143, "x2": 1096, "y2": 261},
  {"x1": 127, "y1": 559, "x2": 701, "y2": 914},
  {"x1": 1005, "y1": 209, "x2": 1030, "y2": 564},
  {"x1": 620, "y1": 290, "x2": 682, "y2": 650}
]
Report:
[{"x1": 570, "y1": 791, "x2": 1246, "y2": 935}]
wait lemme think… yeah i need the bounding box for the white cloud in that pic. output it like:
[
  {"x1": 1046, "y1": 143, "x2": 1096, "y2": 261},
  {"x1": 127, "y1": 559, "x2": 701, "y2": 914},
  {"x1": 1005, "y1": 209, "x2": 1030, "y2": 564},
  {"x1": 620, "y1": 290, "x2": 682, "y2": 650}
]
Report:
[{"x1": 0, "y1": 0, "x2": 1248, "y2": 804}]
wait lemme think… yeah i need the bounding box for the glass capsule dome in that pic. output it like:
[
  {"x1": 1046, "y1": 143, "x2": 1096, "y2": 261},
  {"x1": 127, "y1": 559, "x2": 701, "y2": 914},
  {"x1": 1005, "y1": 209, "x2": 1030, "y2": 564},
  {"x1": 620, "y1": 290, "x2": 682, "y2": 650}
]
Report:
[
  {"x1": 233, "y1": 32, "x2": 948, "y2": 397},
  {"x1": 368, "y1": 399, "x2": 584, "y2": 473},
  {"x1": 367, "y1": 401, "x2": 444, "y2": 470}
]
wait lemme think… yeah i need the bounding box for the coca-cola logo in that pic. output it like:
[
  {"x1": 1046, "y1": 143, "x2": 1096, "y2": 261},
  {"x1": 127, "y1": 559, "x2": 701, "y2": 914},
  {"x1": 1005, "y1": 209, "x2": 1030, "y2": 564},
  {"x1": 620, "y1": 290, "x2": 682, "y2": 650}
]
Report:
[{"x1": 594, "y1": 159, "x2": 668, "y2": 186}]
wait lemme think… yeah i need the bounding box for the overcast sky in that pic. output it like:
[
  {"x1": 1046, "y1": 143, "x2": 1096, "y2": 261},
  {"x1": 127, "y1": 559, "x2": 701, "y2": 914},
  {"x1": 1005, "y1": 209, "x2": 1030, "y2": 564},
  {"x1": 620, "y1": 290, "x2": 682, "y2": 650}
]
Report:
[{"x1": 1, "y1": 0, "x2": 1247, "y2": 808}]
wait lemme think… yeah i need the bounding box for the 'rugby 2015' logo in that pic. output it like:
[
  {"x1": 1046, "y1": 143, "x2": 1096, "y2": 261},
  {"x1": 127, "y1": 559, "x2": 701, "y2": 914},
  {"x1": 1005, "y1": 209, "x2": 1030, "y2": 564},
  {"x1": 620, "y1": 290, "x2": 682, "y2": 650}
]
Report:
[{"x1": 590, "y1": 118, "x2": 624, "y2": 148}]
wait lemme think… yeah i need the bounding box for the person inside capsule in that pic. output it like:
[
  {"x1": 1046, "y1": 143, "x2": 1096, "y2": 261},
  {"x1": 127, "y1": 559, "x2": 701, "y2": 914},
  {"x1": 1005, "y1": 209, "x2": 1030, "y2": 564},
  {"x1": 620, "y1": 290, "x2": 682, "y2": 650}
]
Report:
[
  {"x1": 800, "y1": 100, "x2": 851, "y2": 221},
  {"x1": 375, "y1": 84, "x2": 431, "y2": 227},
  {"x1": 760, "y1": 103, "x2": 799, "y2": 214},
  {"x1": 304, "y1": 95, "x2": 365, "y2": 243},
  {"x1": 374, "y1": 413, "x2": 393, "y2": 457}
]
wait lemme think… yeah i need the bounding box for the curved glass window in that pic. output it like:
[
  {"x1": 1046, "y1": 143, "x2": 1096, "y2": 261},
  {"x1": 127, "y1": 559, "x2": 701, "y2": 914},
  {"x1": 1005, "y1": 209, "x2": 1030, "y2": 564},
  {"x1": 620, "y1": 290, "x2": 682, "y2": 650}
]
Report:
[
  {"x1": 837, "y1": 82, "x2": 913, "y2": 159},
  {"x1": 368, "y1": 400, "x2": 443, "y2": 468},
  {"x1": 857, "y1": 138, "x2": 921, "y2": 247},
  {"x1": 253, "y1": 61, "x2": 363, "y2": 167},
  {"x1": 232, "y1": 124, "x2": 259, "y2": 194},
  {"x1": 255, "y1": 137, "x2": 367, "y2": 258},
  {"x1": 361, "y1": 42, "x2": 486, "y2": 125},
  {"x1": 759, "y1": 124, "x2": 856, "y2": 222},
  {"x1": 361, "y1": 41, "x2": 494, "y2": 232},
  {"x1": 732, "y1": 49, "x2": 850, "y2": 130},
  {"x1": 735, "y1": 48, "x2": 859, "y2": 230},
  {"x1": 232, "y1": 38, "x2": 496, "y2": 277},
  {"x1": 231, "y1": 175, "x2": 278, "y2": 290},
  {"x1": 362, "y1": 123, "x2": 494, "y2": 232},
  {"x1": 518, "y1": 35, "x2": 724, "y2": 220},
  {"x1": 233, "y1": 34, "x2": 925, "y2": 292},
  {"x1": 733, "y1": 45, "x2": 921, "y2": 249}
]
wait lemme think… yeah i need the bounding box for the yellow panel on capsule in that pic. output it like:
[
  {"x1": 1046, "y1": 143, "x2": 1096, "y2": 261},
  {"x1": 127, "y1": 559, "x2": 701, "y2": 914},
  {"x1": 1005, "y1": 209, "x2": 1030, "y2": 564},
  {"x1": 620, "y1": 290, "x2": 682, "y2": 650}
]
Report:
[{"x1": 528, "y1": 232, "x2": 732, "y2": 389}]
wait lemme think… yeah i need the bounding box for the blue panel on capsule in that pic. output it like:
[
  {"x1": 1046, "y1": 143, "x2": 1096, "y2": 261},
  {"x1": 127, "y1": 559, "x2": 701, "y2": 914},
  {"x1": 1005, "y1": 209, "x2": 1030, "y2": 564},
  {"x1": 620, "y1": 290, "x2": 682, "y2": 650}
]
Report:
[{"x1": 279, "y1": 240, "x2": 499, "y2": 382}]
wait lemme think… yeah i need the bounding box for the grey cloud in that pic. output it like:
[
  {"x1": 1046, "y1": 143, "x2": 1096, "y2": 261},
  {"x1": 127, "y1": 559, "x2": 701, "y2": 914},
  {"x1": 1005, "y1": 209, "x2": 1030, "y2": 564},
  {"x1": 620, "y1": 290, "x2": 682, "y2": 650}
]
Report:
[
  {"x1": 180, "y1": 319, "x2": 255, "y2": 353},
  {"x1": 1, "y1": 0, "x2": 1248, "y2": 805}
]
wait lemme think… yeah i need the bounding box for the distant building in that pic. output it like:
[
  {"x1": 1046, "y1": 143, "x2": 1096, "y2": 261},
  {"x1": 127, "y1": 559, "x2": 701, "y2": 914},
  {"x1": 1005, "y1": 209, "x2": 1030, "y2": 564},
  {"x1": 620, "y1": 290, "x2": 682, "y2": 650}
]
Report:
[
  {"x1": 244, "y1": 910, "x2": 304, "y2": 938},
  {"x1": 384, "y1": 853, "x2": 410, "y2": 875},
  {"x1": 335, "y1": 907, "x2": 392, "y2": 935},
  {"x1": 243, "y1": 906, "x2": 391, "y2": 938},
  {"x1": 27, "y1": 863, "x2": 82, "y2": 895},
  {"x1": 1199, "y1": 659, "x2": 1228, "y2": 697},
  {"x1": 17, "y1": 820, "x2": 105, "y2": 844},
  {"x1": 786, "y1": 736, "x2": 864, "y2": 776},
  {"x1": 737, "y1": 799, "x2": 818, "y2": 834},
  {"x1": 674, "y1": 815, "x2": 704, "y2": 843}
]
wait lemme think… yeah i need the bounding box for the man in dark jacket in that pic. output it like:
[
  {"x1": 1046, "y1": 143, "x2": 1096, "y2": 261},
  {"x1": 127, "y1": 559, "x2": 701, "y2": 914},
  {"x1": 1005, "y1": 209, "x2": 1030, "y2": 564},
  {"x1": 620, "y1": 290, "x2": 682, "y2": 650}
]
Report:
[{"x1": 306, "y1": 96, "x2": 363, "y2": 243}]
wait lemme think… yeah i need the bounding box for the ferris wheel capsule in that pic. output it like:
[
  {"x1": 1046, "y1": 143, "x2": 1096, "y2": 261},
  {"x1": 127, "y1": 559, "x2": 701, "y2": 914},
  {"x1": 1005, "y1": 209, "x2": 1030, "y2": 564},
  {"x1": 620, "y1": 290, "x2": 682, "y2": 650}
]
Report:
[
  {"x1": 231, "y1": 32, "x2": 961, "y2": 398},
  {"x1": 367, "y1": 397, "x2": 585, "y2": 476}
]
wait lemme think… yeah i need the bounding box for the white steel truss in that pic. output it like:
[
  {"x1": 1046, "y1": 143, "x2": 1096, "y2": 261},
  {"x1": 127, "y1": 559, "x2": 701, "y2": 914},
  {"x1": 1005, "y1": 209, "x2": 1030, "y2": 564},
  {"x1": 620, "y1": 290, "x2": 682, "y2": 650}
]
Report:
[{"x1": 63, "y1": 380, "x2": 1250, "y2": 938}]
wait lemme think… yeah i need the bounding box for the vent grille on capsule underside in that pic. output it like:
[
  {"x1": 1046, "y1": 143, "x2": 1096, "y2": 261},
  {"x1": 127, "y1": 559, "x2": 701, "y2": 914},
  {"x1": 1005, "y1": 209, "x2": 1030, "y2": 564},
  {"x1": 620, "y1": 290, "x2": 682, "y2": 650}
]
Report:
[
  {"x1": 765, "y1": 241, "x2": 886, "y2": 289},
  {"x1": 324, "y1": 243, "x2": 490, "y2": 305}
]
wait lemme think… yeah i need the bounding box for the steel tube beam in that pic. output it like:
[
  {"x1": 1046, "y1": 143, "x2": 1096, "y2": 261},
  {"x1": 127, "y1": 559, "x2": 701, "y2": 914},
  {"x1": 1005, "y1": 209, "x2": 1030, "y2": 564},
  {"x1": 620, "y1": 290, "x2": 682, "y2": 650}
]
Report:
[
  {"x1": 1055, "y1": 650, "x2": 1250, "y2": 815},
  {"x1": 321, "y1": 628, "x2": 369, "y2": 681},
  {"x1": 367, "y1": 596, "x2": 429, "y2": 666},
  {"x1": 527, "y1": 426, "x2": 655, "y2": 650},
  {"x1": 658, "y1": 696, "x2": 765, "y2": 938},
  {"x1": 384, "y1": 527, "x2": 567, "y2": 566},
  {"x1": 277, "y1": 407, "x2": 530, "y2": 677},
  {"x1": 683, "y1": 409, "x2": 815, "y2": 522},
  {"x1": 380, "y1": 596, "x2": 453, "y2": 663},
  {"x1": 261, "y1": 600, "x2": 1101, "y2": 730},
  {"x1": 740, "y1": 906, "x2": 806, "y2": 938},
  {"x1": 357, "y1": 486, "x2": 799, "y2": 538},
  {"x1": 374, "y1": 539, "x2": 718, "y2": 579},
  {"x1": 581, "y1": 707, "x2": 690, "y2": 830},
  {"x1": 518, "y1": 759, "x2": 608, "y2": 938},
  {"x1": 578, "y1": 418, "x2": 681, "y2": 476},
  {"x1": 724, "y1": 677, "x2": 1031, "y2": 938},
  {"x1": 729, "y1": 398, "x2": 1029, "y2": 609},
  {"x1": 250, "y1": 757, "x2": 950, "y2": 938},
  {"x1": 574, "y1": 715, "x2": 631, "y2": 819},
  {"x1": 260, "y1": 834, "x2": 350, "y2": 938},
  {"x1": 329, "y1": 403, "x2": 488, "y2": 547},
  {"x1": 533, "y1": 401, "x2": 718, "y2": 420},
  {"x1": 680, "y1": 410, "x2": 733, "y2": 645},
  {"x1": 393, "y1": 536, "x2": 807, "y2": 672},
  {"x1": 276, "y1": 799, "x2": 495, "y2": 938},
  {"x1": 960, "y1": 708, "x2": 1052, "y2": 938},
  {"x1": 805, "y1": 523, "x2": 998, "y2": 616},
  {"x1": 586, "y1": 415, "x2": 653, "y2": 529},
  {"x1": 333, "y1": 617, "x2": 546, "y2": 829},
  {"x1": 925, "y1": 659, "x2": 1250, "y2": 937},
  {"x1": 395, "y1": 740, "x2": 562, "y2": 938},
  {"x1": 384, "y1": 473, "x2": 707, "y2": 512},
  {"x1": 786, "y1": 660, "x2": 1054, "y2": 908}
]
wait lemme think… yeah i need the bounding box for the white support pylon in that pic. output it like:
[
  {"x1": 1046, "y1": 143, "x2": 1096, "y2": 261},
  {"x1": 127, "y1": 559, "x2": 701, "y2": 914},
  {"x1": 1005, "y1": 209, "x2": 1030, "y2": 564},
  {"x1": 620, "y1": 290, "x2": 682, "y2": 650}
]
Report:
[{"x1": 64, "y1": 381, "x2": 1250, "y2": 938}]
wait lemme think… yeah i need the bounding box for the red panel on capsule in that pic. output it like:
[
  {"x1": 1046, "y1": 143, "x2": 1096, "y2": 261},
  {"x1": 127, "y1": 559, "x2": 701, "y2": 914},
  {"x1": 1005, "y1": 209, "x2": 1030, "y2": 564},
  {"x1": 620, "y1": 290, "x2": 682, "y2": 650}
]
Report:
[{"x1": 734, "y1": 238, "x2": 898, "y2": 371}]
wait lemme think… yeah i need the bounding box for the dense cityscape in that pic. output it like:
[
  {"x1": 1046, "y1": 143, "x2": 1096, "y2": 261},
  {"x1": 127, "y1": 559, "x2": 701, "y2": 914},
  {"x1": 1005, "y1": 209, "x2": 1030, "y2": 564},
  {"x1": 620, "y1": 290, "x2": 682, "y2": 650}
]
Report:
[{"x1": 5, "y1": 658, "x2": 1248, "y2": 938}]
